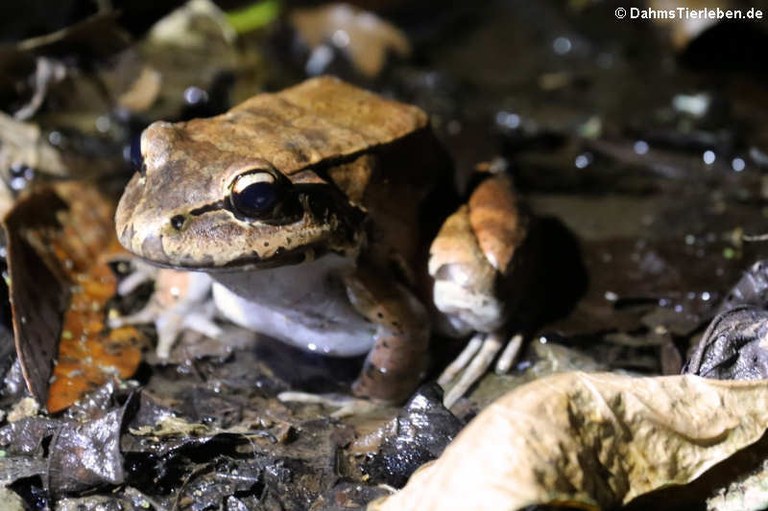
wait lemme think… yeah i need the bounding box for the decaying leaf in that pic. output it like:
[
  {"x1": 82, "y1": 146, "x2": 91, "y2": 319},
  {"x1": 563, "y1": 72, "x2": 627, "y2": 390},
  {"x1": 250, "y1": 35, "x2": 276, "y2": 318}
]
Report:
[
  {"x1": 707, "y1": 458, "x2": 768, "y2": 511},
  {"x1": 48, "y1": 403, "x2": 129, "y2": 495},
  {"x1": 371, "y1": 372, "x2": 768, "y2": 511},
  {"x1": 4, "y1": 182, "x2": 145, "y2": 412},
  {"x1": 137, "y1": 0, "x2": 243, "y2": 120},
  {"x1": 715, "y1": 259, "x2": 768, "y2": 314},
  {"x1": 290, "y1": 4, "x2": 411, "y2": 78},
  {"x1": 0, "y1": 111, "x2": 131, "y2": 215},
  {"x1": 647, "y1": 0, "x2": 734, "y2": 50},
  {"x1": 685, "y1": 306, "x2": 768, "y2": 380},
  {"x1": 0, "y1": 112, "x2": 71, "y2": 178},
  {"x1": 362, "y1": 384, "x2": 463, "y2": 488},
  {"x1": 148, "y1": 0, "x2": 236, "y2": 47},
  {"x1": 0, "y1": 13, "x2": 131, "y2": 119}
]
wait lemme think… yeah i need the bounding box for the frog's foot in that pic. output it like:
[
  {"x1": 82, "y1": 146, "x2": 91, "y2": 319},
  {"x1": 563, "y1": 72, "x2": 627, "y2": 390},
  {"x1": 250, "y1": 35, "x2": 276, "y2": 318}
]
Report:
[
  {"x1": 155, "y1": 302, "x2": 223, "y2": 359},
  {"x1": 115, "y1": 259, "x2": 158, "y2": 296},
  {"x1": 277, "y1": 391, "x2": 380, "y2": 418},
  {"x1": 438, "y1": 332, "x2": 524, "y2": 408},
  {"x1": 110, "y1": 270, "x2": 219, "y2": 359},
  {"x1": 111, "y1": 300, "x2": 223, "y2": 359}
]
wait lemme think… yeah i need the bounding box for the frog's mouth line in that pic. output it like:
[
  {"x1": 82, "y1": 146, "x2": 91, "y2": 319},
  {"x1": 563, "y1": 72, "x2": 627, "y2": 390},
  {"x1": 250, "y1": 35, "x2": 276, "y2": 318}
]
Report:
[
  {"x1": 205, "y1": 245, "x2": 331, "y2": 273},
  {"x1": 140, "y1": 242, "x2": 343, "y2": 274}
]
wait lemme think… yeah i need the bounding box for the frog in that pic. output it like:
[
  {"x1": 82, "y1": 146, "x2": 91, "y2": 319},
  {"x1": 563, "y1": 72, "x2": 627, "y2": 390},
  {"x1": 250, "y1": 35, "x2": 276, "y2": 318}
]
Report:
[{"x1": 114, "y1": 76, "x2": 529, "y2": 404}]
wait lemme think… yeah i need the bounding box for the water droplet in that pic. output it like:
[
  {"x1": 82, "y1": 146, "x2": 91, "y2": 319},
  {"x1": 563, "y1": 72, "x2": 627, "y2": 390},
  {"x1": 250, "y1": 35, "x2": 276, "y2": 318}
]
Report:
[
  {"x1": 95, "y1": 115, "x2": 111, "y2": 133},
  {"x1": 574, "y1": 152, "x2": 593, "y2": 169},
  {"x1": 703, "y1": 150, "x2": 716, "y2": 165},
  {"x1": 48, "y1": 130, "x2": 62, "y2": 146},
  {"x1": 731, "y1": 157, "x2": 746, "y2": 172},
  {"x1": 495, "y1": 111, "x2": 520, "y2": 129},
  {"x1": 552, "y1": 36, "x2": 572, "y2": 55},
  {"x1": 184, "y1": 86, "x2": 208, "y2": 106},
  {"x1": 10, "y1": 177, "x2": 27, "y2": 191},
  {"x1": 633, "y1": 140, "x2": 649, "y2": 155}
]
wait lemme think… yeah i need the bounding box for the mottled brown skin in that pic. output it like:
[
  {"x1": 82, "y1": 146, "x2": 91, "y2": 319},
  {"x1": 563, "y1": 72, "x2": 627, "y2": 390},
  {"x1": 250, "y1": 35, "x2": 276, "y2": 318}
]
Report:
[{"x1": 115, "y1": 76, "x2": 452, "y2": 402}]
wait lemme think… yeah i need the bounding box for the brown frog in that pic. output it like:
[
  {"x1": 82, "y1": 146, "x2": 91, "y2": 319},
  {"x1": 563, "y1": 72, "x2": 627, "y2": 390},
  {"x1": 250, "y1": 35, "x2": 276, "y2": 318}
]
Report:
[{"x1": 114, "y1": 76, "x2": 528, "y2": 404}]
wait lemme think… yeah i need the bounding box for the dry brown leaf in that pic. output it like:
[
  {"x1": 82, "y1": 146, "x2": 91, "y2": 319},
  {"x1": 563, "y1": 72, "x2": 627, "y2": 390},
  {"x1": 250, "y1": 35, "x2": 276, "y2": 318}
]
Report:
[
  {"x1": 648, "y1": 0, "x2": 729, "y2": 49},
  {"x1": 370, "y1": 372, "x2": 768, "y2": 511},
  {"x1": 4, "y1": 182, "x2": 146, "y2": 413},
  {"x1": 290, "y1": 4, "x2": 411, "y2": 78}
]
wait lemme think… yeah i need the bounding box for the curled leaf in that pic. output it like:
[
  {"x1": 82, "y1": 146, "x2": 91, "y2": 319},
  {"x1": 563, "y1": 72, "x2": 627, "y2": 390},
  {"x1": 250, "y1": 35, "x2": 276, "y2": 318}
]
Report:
[
  {"x1": 290, "y1": 4, "x2": 411, "y2": 78},
  {"x1": 371, "y1": 372, "x2": 768, "y2": 511},
  {"x1": 4, "y1": 183, "x2": 145, "y2": 412}
]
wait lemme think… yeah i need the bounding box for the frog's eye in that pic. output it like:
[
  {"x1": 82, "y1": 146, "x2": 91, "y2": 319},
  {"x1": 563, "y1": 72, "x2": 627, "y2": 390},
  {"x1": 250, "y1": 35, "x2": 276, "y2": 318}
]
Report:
[{"x1": 229, "y1": 171, "x2": 282, "y2": 218}]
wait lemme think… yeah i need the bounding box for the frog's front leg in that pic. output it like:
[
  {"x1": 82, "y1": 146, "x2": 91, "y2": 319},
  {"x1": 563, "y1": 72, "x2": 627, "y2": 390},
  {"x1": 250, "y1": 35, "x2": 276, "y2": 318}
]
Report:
[
  {"x1": 430, "y1": 170, "x2": 531, "y2": 407},
  {"x1": 344, "y1": 267, "x2": 430, "y2": 402}
]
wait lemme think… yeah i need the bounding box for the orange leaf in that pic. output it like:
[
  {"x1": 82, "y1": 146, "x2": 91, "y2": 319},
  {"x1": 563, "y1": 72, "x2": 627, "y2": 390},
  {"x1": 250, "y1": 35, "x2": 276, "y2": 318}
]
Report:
[{"x1": 4, "y1": 182, "x2": 146, "y2": 413}]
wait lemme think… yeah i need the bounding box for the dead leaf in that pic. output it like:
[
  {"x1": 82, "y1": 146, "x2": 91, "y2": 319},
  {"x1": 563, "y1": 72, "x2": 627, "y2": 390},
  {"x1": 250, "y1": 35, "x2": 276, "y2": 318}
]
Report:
[
  {"x1": 48, "y1": 402, "x2": 129, "y2": 495},
  {"x1": 707, "y1": 458, "x2": 768, "y2": 511},
  {"x1": 290, "y1": 4, "x2": 411, "y2": 78},
  {"x1": 685, "y1": 306, "x2": 768, "y2": 380},
  {"x1": 648, "y1": 0, "x2": 728, "y2": 50},
  {"x1": 371, "y1": 372, "x2": 768, "y2": 511},
  {"x1": 4, "y1": 182, "x2": 146, "y2": 413},
  {"x1": 0, "y1": 111, "x2": 131, "y2": 211},
  {"x1": 0, "y1": 13, "x2": 131, "y2": 118}
]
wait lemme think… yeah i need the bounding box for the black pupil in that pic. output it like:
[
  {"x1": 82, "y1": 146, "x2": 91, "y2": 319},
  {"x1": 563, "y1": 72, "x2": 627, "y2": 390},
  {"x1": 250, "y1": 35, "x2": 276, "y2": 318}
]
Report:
[{"x1": 232, "y1": 181, "x2": 278, "y2": 217}]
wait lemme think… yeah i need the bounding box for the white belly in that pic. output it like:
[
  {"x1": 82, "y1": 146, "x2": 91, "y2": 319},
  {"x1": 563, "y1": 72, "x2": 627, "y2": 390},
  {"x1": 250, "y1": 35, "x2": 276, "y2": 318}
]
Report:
[{"x1": 211, "y1": 254, "x2": 376, "y2": 357}]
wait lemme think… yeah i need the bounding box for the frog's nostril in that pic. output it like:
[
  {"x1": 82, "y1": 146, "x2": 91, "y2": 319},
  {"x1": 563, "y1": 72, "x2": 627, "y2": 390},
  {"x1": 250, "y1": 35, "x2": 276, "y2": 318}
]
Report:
[{"x1": 170, "y1": 215, "x2": 185, "y2": 230}]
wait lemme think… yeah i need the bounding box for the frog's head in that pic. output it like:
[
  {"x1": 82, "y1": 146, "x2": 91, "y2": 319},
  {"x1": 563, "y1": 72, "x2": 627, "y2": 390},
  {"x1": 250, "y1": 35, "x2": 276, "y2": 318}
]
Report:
[{"x1": 115, "y1": 121, "x2": 366, "y2": 271}]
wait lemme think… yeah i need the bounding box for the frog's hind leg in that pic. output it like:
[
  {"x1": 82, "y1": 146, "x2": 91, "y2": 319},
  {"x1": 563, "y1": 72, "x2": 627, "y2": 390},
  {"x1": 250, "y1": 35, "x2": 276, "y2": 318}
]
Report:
[{"x1": 429, "y1": 169, "x2": 530, "y2": 407}]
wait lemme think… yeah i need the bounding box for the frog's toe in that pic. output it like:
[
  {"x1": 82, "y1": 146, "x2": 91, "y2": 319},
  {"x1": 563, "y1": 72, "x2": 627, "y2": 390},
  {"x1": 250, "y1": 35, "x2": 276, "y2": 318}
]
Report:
[
  {"x1": 184, "y1": 313, "x2": 223, "y2": 340},
  {"x1": 108, "y1": 301, "x2": 162, "y2": 329},
  {"x1": 439, "y1": 332, "x2": 524, "y2": 408},
  {"x1": 436, "y1": 333, "x2": 485, "y2": 387},
  {"x1": 494, "y1": 333, "x2": 524, "y2": 374},
  {"x1": 155, "y1": 311, "x2": 184, "y2": 359},
  {"x1": 155, "y1": 305, "x2": 223, "y2": 359},
  {"x1": 277, "y1": 391, "x2": 378, "y2": 418}
]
